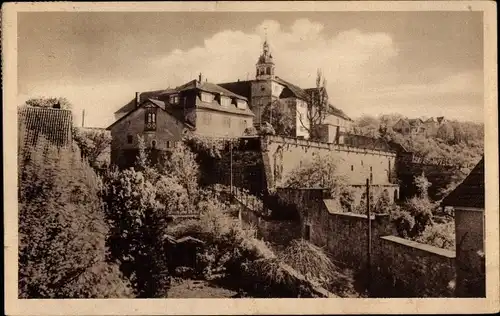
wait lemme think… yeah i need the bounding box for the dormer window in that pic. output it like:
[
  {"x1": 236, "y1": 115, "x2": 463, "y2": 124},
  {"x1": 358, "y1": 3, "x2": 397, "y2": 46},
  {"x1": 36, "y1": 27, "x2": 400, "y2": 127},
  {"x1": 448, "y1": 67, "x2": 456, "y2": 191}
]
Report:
[
  {"x1": 169, "y1": 94, "x2": 180, "y2": 104},
  {"x1": 201, "y1": 92, "x2": 214, "y2": 103},
  {"x1": 220, "y1": 96, "x2": 231, "y2": 107},
  {"x1": 236, "y1": 100, "x2": 247, "y2": 109},
  {"x1": 145, "y1": 109, "x2": 157, "y2": 131}
]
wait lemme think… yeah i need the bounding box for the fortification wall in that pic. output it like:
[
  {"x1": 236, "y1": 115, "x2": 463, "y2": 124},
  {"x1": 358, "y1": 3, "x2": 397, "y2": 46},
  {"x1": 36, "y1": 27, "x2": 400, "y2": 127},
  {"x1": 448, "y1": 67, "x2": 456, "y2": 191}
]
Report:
[
  {"x1": 262, "y1": 136, "x2": 397, "y2": 190},
  {"x1": 274, "y1": 188, "x2": 457, "y2": 297}
]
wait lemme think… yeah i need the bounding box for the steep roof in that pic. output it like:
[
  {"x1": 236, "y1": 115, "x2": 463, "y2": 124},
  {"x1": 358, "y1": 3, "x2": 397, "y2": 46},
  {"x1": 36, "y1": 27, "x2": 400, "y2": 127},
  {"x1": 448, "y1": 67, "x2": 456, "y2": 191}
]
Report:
[
  {"x1": 114, "y1": 89, "x2": 173, "y2": 116},
  {"x1": 18, "y1": 106, "x2": 73, "y2": 148},
  {"x1": 275, "y1": 76, "x2": 310, "y2": 100},
  {"x1": 408, "y1": 118, "x2": 424, "y2": 126},
  {"x1": 328, "y1": 104, "x2": 352, "y2": 121},
  {"x1": 175, "y1": 79, "x2": 248, "y2": 101},
  {"x1": 218, "y1": 80, "x2": 252, "y2": 99},
  {"x1": 106, "y1": 98, "x2": 192, "y2": 130},
  {"x1": 441, "y1": 157, "x2": 484, "y2": 209}
]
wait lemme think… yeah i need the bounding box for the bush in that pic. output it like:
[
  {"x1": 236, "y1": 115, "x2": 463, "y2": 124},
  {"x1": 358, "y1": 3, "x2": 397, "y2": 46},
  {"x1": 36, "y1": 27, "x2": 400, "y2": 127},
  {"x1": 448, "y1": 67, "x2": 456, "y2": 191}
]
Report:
[
  {"x1": 279, "y1": 239, "x2": 358, "y2": 297},
  {"x1": 101, "y1": 168, "x2": 169, "y2": 297},
  {"x1": 414, "y1": 221, "x2": 455, "y2": 251},
  {"x1": 403, "y1": 196, "x2": 435, "y2": 237},
  {"x1": 18, "y1": 138, "x2": 132, "y2": 298}
]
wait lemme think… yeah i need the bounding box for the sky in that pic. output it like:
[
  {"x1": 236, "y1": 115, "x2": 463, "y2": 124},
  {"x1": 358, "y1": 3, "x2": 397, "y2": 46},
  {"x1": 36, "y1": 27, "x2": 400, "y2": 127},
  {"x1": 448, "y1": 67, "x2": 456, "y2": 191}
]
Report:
[{"x1": 18, "y1": 11, "x2": 484, "y2": 128}]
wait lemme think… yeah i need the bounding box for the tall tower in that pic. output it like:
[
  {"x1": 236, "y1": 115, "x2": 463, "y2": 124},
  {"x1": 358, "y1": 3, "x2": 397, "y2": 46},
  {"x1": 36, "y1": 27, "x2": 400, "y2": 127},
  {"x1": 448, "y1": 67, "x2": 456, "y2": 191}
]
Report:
[{"x1": 256, "y1": 38, "x2": 275, "y2": 80}]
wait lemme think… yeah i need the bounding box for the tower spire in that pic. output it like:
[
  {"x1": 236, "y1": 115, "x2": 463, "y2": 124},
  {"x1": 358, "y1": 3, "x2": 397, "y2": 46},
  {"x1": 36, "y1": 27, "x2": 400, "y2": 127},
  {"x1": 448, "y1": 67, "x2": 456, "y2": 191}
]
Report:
[{"x1": 256, "y1": 31, "x2": 275, "y2": 80}]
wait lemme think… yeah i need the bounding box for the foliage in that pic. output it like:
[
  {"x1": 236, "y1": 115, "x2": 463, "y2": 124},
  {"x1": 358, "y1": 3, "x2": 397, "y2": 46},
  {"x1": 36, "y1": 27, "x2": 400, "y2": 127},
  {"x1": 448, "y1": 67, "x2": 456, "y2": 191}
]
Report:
[
  {"x1": 72, "y1": 127, "x2": 111, "y2": 168},
  {"x1": 352, "y1": 114, "x2": 484, "y2": 169},
  {"x1": 402, "y1": 196, "x2": 435, "y2": 238},
  {"x1": 297, "y1": 69, "x2": 329, "y2": 140},
  {"x1": 18, "y1": 137, "x2": 132, "y2": 298},
  {"x1": 389, "y1": 205, "x2": 415, "y2": 238},
  {"x1": 261, "y1": 100, "x2": 295, "y2": 137},
  {"x1": 159, "y1": 141, "x2": 200, "y2": 203},
  {"x1": 243, "y1": 126, "x2": 258, "y2": 136},
  {"x1": 284, "y1": 154, "x2": 353, "y2": 211},
  {"x1": 414, "y1": 172, "x2": 432, "y2": 199},
  {"x1": 258, "y1": 122, "x2": 276, "y2": 136},
  {"x1": 414, "y1": 222, "x2": 455, "y2": 251},
  {"x1": 101, "y1": 167, "x2": 170, "y2": 297},
  {"x1": 24, "y1": 97, "x2": 73, "y2": 110},
  {"x1": 279, "y1": 239, "x2": 358, "y2": 297}
]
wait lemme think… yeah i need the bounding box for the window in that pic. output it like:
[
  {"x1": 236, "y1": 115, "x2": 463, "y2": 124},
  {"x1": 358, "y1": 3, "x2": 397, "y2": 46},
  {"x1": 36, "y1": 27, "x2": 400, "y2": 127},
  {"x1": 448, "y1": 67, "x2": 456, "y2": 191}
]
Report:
[
  {"x1": 169, "y1": 94, "x2": 180, "y2": 104},
  {"x1": 351, "y1": 165, "x2": 354, "y2": 171},
  {"x1": 370, "y1": 166, "x2": 373, "y2": 172},
  {"x1": 151, "y1": 140, "x2": 156, "y2": 149},
  {"x1": 220, "y1": 96, "x2": 231, "y2": 107},
  {"x1": 202, "y1": 113, "x2": 212, "y2": 125},
  {"x1": 127, "y1": 135, "x2": 133, "y2": 144},
  {"x1": 223, "y1": 117, "x2": 231, "y2": 128},
  {"x1": 201, "y1": 92, "x2": 214, "y2": 103},
  {"x1": 266, "y1": 67, "x2": 271, "y2": 75},
  {"x1": 361, "y1": 160, "x2": 364, "y2": 166},
  {"x1": 145, "y1": 110, "x2": 157, "y2": 131},
  {"x1": 236, "y1": 100, "x2": 247, "y2": 109},
  {"x1": 241, "y1": 119, "x2": 247, "y2": 129},
  {"x1": 166, "y1": 141, "x2": 172, "y2": 148}
]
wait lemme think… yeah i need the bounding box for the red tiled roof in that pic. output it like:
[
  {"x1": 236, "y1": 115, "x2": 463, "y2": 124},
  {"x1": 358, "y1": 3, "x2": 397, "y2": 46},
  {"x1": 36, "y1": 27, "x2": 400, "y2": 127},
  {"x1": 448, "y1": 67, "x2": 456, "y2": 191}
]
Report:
[
  {"x1": 441, "y1": 157, "x2": 484, "y2": 209},
  {"x1": 18, "y1": 106, "x2": 73, "y2": 148}
]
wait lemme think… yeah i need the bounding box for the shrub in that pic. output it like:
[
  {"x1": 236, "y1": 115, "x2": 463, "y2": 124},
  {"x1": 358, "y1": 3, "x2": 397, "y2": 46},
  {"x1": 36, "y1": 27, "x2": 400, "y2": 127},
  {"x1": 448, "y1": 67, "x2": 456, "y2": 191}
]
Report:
[
  {"x1": 403, "y1": 196, "x2": 435, "y2": 237},
  {"x1": 18, "y1": 137, "x2": 132, "y2": 298},
  {"x1": 279, "y1": 239, "x2": 358, "y2": 297},
  {"x1": 389, "y1": 206, "x2": 415, "y2": 238},
  {"x1": 414, "y1": 221, "x2": 455, "y2": 251},
  {"x1": 101, "y1": 168, "x2": 169, "y2": 297}
]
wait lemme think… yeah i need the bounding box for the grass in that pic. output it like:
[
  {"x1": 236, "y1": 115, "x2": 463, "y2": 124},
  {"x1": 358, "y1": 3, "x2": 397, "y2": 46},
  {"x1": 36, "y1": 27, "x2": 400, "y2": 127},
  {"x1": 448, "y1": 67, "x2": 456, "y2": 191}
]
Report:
[{"x1": 167, "y1": 278, "x2": 248, "y2": 298}]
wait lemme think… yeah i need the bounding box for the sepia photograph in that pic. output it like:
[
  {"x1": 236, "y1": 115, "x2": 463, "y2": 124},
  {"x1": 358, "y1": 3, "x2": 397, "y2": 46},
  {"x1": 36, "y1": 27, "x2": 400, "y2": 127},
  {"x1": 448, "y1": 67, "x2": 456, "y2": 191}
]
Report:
[{"x1": 3, "y1": 1, "x2": 499, "y2": 315}]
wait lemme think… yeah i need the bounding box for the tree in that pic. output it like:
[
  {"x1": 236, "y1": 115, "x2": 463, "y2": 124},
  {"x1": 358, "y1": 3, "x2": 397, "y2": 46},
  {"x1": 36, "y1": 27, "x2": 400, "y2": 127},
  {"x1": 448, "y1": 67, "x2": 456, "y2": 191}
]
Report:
[
  {"x1": 24, "y1": 97, "x2": 72, "y2": 110},
  {"x1": 160, "y1": 142, "x2": 200, "y2": 204},
  {"x1": 297, "y1": 69, "x2": 329, "y2": 140},
  {"x1": 414, "y1": 172, "x2": 432, "y2": 199},
  {"x1": 414, "y1": 222, "x2": 455, "y2": 250},
  {"x1": 18, "y1": 137, "x2": 132, "y2": 298},
  {"x1": 102, "y1": 168, "x2": 170, "y2": 297},
  {"x1": 72, "y1": 127, "x2": 111, "y2": 168},
  {"x1": 436, "y1": 123, "x2": 455, "y2": 143},
  {"x1": 261, "y1": 100, "x2": 295, "y2": 137},
  {"x1": 284, "y1": 155, "x2": 353, "y2": 211}
]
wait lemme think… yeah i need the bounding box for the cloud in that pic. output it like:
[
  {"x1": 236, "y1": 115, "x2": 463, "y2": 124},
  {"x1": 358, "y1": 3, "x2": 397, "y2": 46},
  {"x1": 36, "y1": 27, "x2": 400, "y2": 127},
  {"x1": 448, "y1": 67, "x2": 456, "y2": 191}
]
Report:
[
  {"x1": 151, "y1": 19, "x2": 399, "y2": 91},
  {"x1": 18, "y1": 18, "x2": 484, "y2": 126}
]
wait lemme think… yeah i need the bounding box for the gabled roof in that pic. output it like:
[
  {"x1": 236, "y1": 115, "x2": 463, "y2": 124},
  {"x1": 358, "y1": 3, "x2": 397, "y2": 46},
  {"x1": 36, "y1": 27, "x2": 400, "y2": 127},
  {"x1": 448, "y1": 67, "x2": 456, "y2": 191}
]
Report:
[
  {"x1": 441, "y1": 157, "x2": 484, "y2": 209},
  {"x1": 275, "y1": 76, "x2": 310, "y2": 100},
  {"x1": 328, "y1": 104, "x2": 352, "y2": 121},
  {"x1": 408, "y1": 118, "x2": 424, "y2": 126},
  {"x1": 106, "y1": 98, "x2": 192, "y2": 131},
  {"x1": 424, "y1": 117, "x2": 436, "y2": 123},
  {"x1": 18, "y1": 106, "x2": 73, "y2": 148},
  {"x1": 436, "y1": 116, "x2": 445, "y2": 124},
  {"x1": 174, "y1": 79, "x2": 248, "y2": 101},
  {"x1": 114, "y1": 89, "x2": 173, "y2": 116},
  {"x1": 218, "y1": 80, "x2": 252, "y2": 100}
]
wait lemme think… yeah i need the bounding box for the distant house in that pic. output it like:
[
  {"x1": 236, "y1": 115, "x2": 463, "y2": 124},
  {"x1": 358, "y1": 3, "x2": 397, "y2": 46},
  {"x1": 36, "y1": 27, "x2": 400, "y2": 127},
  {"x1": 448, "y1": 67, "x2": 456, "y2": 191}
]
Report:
[
  {"x1": 441, "y1": 157, "x2": 485, "y2": 297},
  {"x1": 393, "y1": 116, "x2": 447, "y2": 136},
  {"x1": 18, "y1": 105, "x2": 73, "y2": 149},
  {"x1": 107, "y1": 74, "x2": 254, "y2": 168},
  {"x1": 392, "y1": 118, "x2": 425, "y2": 135}
]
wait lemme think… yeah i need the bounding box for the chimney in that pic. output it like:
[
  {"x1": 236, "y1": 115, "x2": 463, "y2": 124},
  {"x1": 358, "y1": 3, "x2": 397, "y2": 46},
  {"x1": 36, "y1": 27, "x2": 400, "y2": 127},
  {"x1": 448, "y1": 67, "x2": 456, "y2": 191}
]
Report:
[
  {"x1": 135, "y1": 92, "x2": 141, "y2": 107},
  {"x1": 198, "y1": 73, "x2": 203, "y2": 83}
]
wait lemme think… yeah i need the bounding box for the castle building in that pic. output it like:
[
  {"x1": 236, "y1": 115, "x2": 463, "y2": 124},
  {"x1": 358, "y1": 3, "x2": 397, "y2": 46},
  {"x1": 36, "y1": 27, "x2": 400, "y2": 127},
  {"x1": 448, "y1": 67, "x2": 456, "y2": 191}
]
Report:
[
  {"x1": 218, "y1": 38, "x2": 353, "y2": 140},
  {"x1": 107, "y1": 74, "x2": 254, "y2": 168},
  {"x1": 107, "y1": 38, "x2": 354, "y2": 168}
]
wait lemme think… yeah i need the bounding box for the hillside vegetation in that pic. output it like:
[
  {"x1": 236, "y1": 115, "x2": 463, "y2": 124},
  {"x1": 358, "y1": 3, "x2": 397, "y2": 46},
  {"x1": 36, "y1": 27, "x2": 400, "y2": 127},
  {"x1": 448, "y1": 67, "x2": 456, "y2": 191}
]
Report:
[{"x1": 353, "y1": 114, "x2": 484, "y2": 170}]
